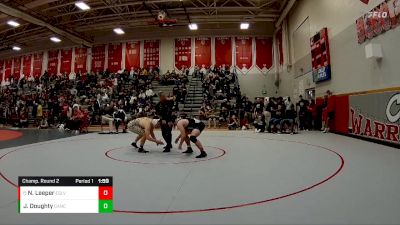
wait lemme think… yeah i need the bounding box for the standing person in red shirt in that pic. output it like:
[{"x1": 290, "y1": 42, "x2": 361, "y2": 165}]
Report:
[{"x1": 322, "y1": 90, "x2": 335, "y2": 133}]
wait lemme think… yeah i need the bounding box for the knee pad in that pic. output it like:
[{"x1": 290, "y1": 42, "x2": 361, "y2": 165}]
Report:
[{"x1": 189, "y1": 136, "x2": 198, "y2": 143}]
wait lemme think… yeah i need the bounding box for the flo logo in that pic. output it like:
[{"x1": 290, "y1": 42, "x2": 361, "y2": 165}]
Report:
[{"x1": 367, "y1": 11, "x2": 389, "y2": 18}]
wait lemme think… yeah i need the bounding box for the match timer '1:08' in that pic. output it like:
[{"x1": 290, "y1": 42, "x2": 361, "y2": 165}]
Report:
[{"x1": 18, "y1": 176, "x2": 113, "y2": 213}]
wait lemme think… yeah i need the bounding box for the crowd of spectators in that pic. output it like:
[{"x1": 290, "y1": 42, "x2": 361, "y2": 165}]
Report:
[
  {"x1": 0, "y1": 66, "x2": 185, "y2": 133},
  {"x1": 196, "y1": 65, "x2": 333, "y2": 134},
  {"x1": 1, "y1": 64, "x2": 334, "y2": 134}
]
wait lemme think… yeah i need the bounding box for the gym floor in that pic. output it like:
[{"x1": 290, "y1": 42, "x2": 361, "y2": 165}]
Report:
[{"x1": 0, "y1": 129, "x2": 399, "y2": 224}]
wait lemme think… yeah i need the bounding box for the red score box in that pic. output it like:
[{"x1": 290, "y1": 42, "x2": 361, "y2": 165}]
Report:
[{"x1": 99, "y1": 186, "x2": 113, "y2": 200}]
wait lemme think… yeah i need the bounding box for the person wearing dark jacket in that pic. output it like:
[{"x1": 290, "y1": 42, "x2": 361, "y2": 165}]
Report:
[
  {"x1": 155, "y1": 92, "x2": 175, "y2": 152},
  {"x1": 269, "y1": 104, "x2": 285, "y2": 133},
  {"x1": 280, "y1": 104, "x2": 296, "y2": 134}
]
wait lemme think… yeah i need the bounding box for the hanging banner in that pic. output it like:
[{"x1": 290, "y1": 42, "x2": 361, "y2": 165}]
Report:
[
  {"x1": 125, "y1": 41, "x2": 140, "y2": 71},
  {"x1": 22, "y1": 55, "x2": 32, "y2": 77},
  {"x1": 13, "y1": 57, "x2": 21, "y2": 80},
  {"x1": 357, "y1": 0, "x2": 398, "y2": 44},
  {"x1": 47, "y1": 50, "x2": 59, "y2": 76},
  {"x1": 235, "y1": 37, "x2": 253, "y2": 73},
  {"x1": 215, "y1": 37, "x2": 232, "y2": 67},
  {"x1": 107, "y1": 43, "x2": 122, "y2": 73},
  {"x1": 356, "y1": 17, "x2": 367, "y2": 44},
  {"x1": 255, "y1": 37, "x2": 273, "y2": 73},
  {"x1": 91, "y1": 45, "x2": 106, "y2": 73},
  {"x1": 195, "y1": 37, "x2": 211, "y2": 69},
  {"x1": 60, "y1": 49, "x2": 72, "y2": 74},
  {"x1": 349, "y1": 91, "x2": 400, "y2": 145},
  {"x1": 4, "y1": 59, "x2": 12, "y2": 80},
  {"x1": 32, "y1": 53, "x2": 43, "y2": 77},
  {"x1": 143, "y1": 40, "x2": 160, "y2": 68},
  {"x1": 388, "y1": 0, "x2": 400, "y2": 28},
  {"x1": 75, "y1": 47, "x2": 87, "y2": 74},
  {"x1": 174, "y1": 38, "x2": 192, "y2": 70}
]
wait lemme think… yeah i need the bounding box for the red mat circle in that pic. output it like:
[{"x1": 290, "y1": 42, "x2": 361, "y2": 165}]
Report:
[
  {"x1": 0, "y1": 136, "x2": 344, "y2": 214},
  {"x1": 105, "y1": 146, "x2": 226, "y2": 165}
]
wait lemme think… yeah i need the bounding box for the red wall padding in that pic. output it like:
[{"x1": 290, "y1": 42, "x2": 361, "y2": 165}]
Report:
[
  {"x1": 316, "y1": 95, "x2": 349, "y2": 134},
  {"x1": 332, "y1": 95, "x2": 349, "y2": 134}
]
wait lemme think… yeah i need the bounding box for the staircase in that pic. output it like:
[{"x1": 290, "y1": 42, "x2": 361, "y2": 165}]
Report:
[{"x1": 182, "y1": 75, "x2": 203, "y2": 117}]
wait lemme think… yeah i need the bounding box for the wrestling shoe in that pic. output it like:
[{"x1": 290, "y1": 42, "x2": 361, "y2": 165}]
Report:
[
  {"x1": 138, "y1": 148, "x2": 149, "y2": 153},
  {"x1": 182, "y1": 147, "x2": 193, "y2": 154},
  {"x1": 195, "y1": 151, "x2": 207, "y2": 158}
]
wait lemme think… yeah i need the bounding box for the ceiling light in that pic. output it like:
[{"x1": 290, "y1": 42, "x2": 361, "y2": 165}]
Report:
[
  {"x1": 75, "y1": 1, "x2": 90, "y2": 10},
  {"x1": 113, "y1": 28, "x2": 125, "y2": 35},
  {"x1": 12, "y1": 46, "x2": 21, "y2": 51},
  {"x1": 7, "y1": 20, "x2": 20, "y2": 28},
  {"x1": 50, "y1": 37, "x2": 61, "y2": 43},
  {"x1": 240, "y1": 22, "x2": 249, "y2": 30},
  {"x1": 188, "y1": 23, "x2": 198, "y2": 30}
]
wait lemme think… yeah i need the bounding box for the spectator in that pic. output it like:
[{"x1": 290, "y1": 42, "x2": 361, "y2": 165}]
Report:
[
  {"x1": 296, "y1": 95, "x2": 309, "y2": 130},
  {"x1": 113, "y1": 107, "x2": 127, "y2": 133},
  {"x1": 65, "y1": 106, "x2": 84, "y2": 132},
  {"x1": 322, "y1": 90, "x2": 335, "y2": 133},
  {"x1": 254, "y1": 113, "x2": 266, "y2": 133},
  {"x1": 280, "y1": 104, "x2": 296, "y2": 134},
  {"x1": 39, "y1": 116, "x2": 49, "y2": 129},
  {"x1": 19, "y1": 107, "x2": 28, "y2": 128},
  {"x1": 228, "y1": 115, "x2": 239, "y2": 130},
  {"x1": 307, "y1": 99, "x2": 318, "y2": 130},
  {"x1": 269, "y1": 104, "x2": 284, "y2": 133},
  {"x1": 206, "y1": 104, "x2": 217, "y2": 129}
]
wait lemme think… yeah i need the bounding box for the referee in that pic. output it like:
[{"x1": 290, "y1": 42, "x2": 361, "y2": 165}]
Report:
[{"x1": 155, "y1": 92, "x2": 176, "y2": 152}]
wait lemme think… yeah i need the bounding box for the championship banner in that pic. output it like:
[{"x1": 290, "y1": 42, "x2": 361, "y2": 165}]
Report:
[
  {"x1": 235, "y1": 37, "x2": 253, "y2": 73},
  {"x1": 356, "y1": 17, "x2": 367, "y2": 44},
  {"x1": 388, "y1": 0, "x2": 400, "y2": 28},
  {"x1": 349, "y1": 91, "x2": 400, "y2": 144},
  {"x1": 47, "y1": 50, "x2": 59, "y2": 75},
  {"x1": 125, "y1": 41, "x2": 140, "y2": 71},
  {"x1": 255, "y1": 37, "x2": 273, "y2": 73},
  {"x1": 215, "y1": 37, "x2": 232, "y2": 67},
  {"x1": 75, "y1": 47, "x2": 87, "y2": 74},
  {"x1": 13, "y1": 57, "x2": 21, "y2": 79},
  {"x1": 32, "y1": 53, "x2": 43, "y2": 77},
  {"x1": 143, "y1": 40, "x2": 160, "y2": 68},
  {"x1": 22, "y1": 55, "x2": 32, "y2": 77},
  {"x1": 91, "y1": 45, "x2": 106, "y2": 73},
  {"x1": 356, "y1": 0, "x2": 398, "y2": 44},
  {"x1": 195, "y1": 37, "x2": 211, "y2": 69},
  {"x1": 4, "y1": 59, "x2": 12, "y2": 79},
  {"x1": 107, "y1": 43, "x2": 122, "y2": 73},
  {"x1": 60, "y1": 49, "x2": 72, "y2": 74},
  {"x1": 175, "y1": 38, "x2": 192, "y2": 70}
]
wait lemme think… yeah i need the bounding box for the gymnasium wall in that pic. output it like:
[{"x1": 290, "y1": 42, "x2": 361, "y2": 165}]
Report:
[
  {"x1": 0, "y1": 23, "x2": 277, "y2": 99},
  {"x1": 158, "y1": 37, "x2": 277, "y2": 99},
  {"x1": 281, "y1": 0, "x2": 400, "y2": 145},
  {"x1": 282, "y1": 0, "x2": 400, "y2": 98}
]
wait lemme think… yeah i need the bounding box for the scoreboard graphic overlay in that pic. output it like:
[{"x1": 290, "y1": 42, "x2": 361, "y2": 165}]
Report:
[{"x1": 18, "y1": 177, "x2": 113, "y2": 214}]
